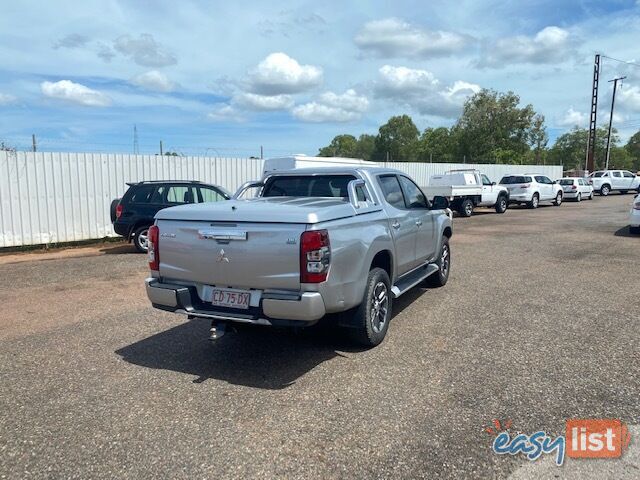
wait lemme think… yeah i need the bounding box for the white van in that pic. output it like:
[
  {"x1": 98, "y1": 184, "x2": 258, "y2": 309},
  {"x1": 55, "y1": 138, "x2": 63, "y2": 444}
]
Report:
[{"x1": 262, "y1": 155, "x2": 378, "y2": 176}]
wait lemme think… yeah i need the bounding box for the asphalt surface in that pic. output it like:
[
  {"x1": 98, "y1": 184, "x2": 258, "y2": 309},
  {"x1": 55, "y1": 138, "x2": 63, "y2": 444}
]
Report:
[{"x1": 1, "y1": 193, "x2": 639, "y2": 479}]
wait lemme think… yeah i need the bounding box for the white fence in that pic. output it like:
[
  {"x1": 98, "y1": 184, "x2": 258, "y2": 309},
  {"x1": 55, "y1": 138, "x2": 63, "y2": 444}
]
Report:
[{"x1": 0, "y1": 151, "x2": 562, "y2": 248}]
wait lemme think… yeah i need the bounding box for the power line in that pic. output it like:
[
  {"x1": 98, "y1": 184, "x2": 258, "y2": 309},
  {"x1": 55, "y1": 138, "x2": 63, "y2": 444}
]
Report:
[{"x1": 600, "y1": 54, "x2": 640, "y2": 70}]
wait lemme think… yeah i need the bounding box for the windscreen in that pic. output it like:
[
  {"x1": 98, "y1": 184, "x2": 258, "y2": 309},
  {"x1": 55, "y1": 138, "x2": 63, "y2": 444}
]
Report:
[
  {"x1": 559, "y1": 179, "x2": 574, "y2": 185},
  {"x1": 262, "y1": 175, "x2": 357, "y2": 198},
  {"x1": 500, "y1": 176, "x2": 531, "y2": 184}
]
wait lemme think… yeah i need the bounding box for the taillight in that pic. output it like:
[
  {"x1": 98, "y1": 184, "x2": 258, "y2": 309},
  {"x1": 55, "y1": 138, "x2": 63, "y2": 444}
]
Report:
[
  {"x1": 300, "y1": 230, "x2": 330, "y2": 283},
  {"x1": 148, "y1": 225, "x2": 159, "y2": 271},
  {"x1": 116, "y1": 204, "x2": 123, "y2": 219},
  {"x1": 571, "y1": 185, "x2": 577, "y2": 190},
  {"x1": 521, "y1": 184, "x2": 530, "y2": 189},
  {"x1": 588, "y1": 180, "x2": 593, "y2": 184}
]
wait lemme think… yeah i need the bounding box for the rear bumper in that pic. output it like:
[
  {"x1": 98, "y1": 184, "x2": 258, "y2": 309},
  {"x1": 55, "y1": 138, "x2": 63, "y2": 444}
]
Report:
[
  {"x1": 145, "y1": 278, "x2": 326, "y2": 326},
  {"x1": 508, "y1": 192, "x2": 531, "y2": 202}
]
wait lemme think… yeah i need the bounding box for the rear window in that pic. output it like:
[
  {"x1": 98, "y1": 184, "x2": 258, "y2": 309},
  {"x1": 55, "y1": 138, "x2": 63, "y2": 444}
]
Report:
[
  {"x1": 128, "y1": 184, "x2": 155, "y2": 203},
  {"x1": 262, "y1": 175, "x2": 356, "y2": 198},
  {"x1": 559, "y1": 179, "x2": 574, "y2": 186},
  {"x1": 500, "y1": 176, "x2": 531, "y2": 184}
]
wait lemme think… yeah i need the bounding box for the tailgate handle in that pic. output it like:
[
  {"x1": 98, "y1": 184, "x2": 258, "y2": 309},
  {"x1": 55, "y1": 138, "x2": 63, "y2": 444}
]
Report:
[{"x1": 198, "y1": 229, "x2": 247, "y2": 241}]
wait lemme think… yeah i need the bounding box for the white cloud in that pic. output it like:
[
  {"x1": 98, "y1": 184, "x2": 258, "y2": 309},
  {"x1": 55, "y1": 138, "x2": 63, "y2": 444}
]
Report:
[
  {"x1": 114, "y1": 34, "x2": 176, "y2": 67},
  {"x1": 481, "y1": 26, "x2": 571, "y2": 67},
  {"x1": 374, "y1": 65, "x2": 479, "y2": 118},
  {"x1": 557, "y1": 107, "x2": 588, "y2": 127},
  {"x1": 130, "y1": 70, "x2": 175, "y2": 92},
  {"x1": 207, "y1": 104, "x2": 244, "y2": 122},
  {"x1": 0, "y1": 93, "x2": 18, "y2": 105},
  {"x1": 234, "y1": 93, "x2": 294, "y2": 111},
  {"x1": 292, "y1": 89, "x2": 368, "y2": 122},
  {"x1": 618, "y1": 84, "x2": 640, "y2": 112},
  {"x1": 41, "y1": 80, "x2": 111, "y2": 107},
  {"x1": 248, "y1": 52, "x2": 322, "y2": 95},
  {"x1": 355, "y1": 18, "x2": 471, "y2": 58}
]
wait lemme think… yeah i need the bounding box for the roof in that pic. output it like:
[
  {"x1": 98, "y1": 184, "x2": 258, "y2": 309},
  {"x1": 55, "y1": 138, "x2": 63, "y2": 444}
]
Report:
[{"x1": 263, "y1": 165, "x2": 404, "y2": 176}]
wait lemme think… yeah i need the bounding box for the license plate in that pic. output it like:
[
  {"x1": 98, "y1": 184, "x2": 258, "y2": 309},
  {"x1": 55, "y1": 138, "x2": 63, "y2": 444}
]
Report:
[{"x1": 211, "y1": 288, "x2": 251, "y2": 309}]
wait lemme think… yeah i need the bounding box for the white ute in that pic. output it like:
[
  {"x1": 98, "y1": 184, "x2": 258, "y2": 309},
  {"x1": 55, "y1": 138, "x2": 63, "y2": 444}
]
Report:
[
  {"x1": 588, "y1": 170, "x2": 640, "y2": 196},
  {"x1": 422, "y1": 169, "x2": 509, "y2": 217}
]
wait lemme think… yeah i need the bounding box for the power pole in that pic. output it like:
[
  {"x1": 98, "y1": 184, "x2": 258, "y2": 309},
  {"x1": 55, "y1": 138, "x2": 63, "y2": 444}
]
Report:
[
  {"x1": 604, "y1": 76, "x2": 626, "y2": 170},
  {"x1": 133, "y1": 125, "x2": 139, "y2": 154},
  {"x1": 159, "y1": 140, "x2": 163, "y2": 156},
  {"x1": 586, "y1": 54, "x2": 600, "y2": 173},
  {"x1": 31, "y1": 134, "x2": 36, "y2": 152}
]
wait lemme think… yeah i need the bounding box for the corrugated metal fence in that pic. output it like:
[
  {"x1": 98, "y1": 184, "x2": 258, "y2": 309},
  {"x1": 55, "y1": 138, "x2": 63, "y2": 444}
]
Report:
[{"x1": 0, "y1": 151, "x2": 562, "y2": 248}]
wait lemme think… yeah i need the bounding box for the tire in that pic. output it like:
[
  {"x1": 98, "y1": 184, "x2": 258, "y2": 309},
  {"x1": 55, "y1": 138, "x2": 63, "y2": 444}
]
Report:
[
  {"x1": 600, "y1": 184, "x2": 610, "y2": 196},
  {"x1": 459, "y1": 198, "x2": 474, "y2": 217},
  {"x1": 528, "y1": 193, "x2": 539, "y2": 209},
  {"x1": 351, "y1": 268, "x2": 392, "y2": 347},
  {"x1": 132, "y1": 225, "x2": 150, "y2": 253},
  {"x1": 576, "y1": 193, "x2": 581, "y2": 202},
  {"x1": 425, "y1": 235, "x2": 451, "y2": 288},
  {"x1": 620, "y1": 190, "x2": 627, "y2": 195},
  {"x1": 495, "y1": 195, "x2": 508, "y2": 214},
  {"x1": 553, "y1": 192, "x2": 563, "y2": 206}
]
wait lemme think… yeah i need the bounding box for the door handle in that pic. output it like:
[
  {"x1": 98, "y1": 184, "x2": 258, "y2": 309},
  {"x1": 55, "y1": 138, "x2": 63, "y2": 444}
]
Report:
[
  {"x1": 392, "y1": 221, "x2": 401, "y2": 229},
  {"x1": 415, "y1": 220, "x2": 422, "y2": 226}
]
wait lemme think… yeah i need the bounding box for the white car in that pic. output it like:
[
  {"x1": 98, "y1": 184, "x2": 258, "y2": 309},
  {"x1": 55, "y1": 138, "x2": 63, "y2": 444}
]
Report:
[
  {"x1": 557, "y1": 177, "x2": 594, "y2": 202},
  {"x1": 630, "y1": 195, "x2": 640, "y2": 234},
  {"x1": 588, "y1": 170, "x2": 640, "y2": 196},
  {"x1": 499, "y1": 174, "x2": 564, "y2": 208}
]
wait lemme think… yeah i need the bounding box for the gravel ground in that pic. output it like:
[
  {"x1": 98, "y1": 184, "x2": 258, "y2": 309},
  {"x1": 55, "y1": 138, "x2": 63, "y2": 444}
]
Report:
[{"x1": 0, "y1": 193, "x2": 638, "y2": 479}]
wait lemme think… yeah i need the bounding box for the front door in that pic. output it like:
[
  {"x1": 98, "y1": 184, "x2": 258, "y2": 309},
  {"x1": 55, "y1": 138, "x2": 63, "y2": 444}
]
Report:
[
  {"x1": 398, "y1": 175, "x2": 436, "y2": 265},
  {"x1": 480, "y1": 174, "x2": 498, "y2": 206},
  {"x1": 378, "y1": 175, "x2": 419, "y2": 276}
]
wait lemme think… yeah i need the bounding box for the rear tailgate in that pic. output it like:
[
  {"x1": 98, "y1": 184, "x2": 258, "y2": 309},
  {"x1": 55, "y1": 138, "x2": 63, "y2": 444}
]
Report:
[{"x1": 157, "y1": 219, "x2": 306, "y2": 290}]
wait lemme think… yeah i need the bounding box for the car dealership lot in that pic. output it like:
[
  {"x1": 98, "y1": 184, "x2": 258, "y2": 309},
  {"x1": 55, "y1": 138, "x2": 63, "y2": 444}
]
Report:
[{"x1": 0, "y1": 195, "x2": 638, "y2": 479}]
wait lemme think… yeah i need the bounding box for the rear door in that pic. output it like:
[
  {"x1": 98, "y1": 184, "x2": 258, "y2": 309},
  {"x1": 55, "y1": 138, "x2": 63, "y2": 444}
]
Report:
[
  {"x1": 398, "y1": 175, "x2": 436, "y2": 264},
  {"x1": 611, "y1": 171, "x2": 624, "y2": 189},
  {"x1": 378, "y1": 175, "x2": 419, "y2": 275}
]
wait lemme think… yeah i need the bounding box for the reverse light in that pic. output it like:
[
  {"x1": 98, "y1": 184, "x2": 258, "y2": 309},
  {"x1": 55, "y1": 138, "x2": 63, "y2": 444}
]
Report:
[
  {"x1": 300, "y1": 230, "x2": 330, "y2": 283},
  {"x1": 148, "y1": 225, "x2": 159, "y2": 271}
]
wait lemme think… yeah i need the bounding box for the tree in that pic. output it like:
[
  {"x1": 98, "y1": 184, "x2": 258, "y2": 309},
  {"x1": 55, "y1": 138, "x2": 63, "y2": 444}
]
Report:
[
  {"x1": 529, "y1": 114, "x2": 548, "y2": 164},
  {"x1": 625, "y1": 130, "x2": 640, "y2": 172},
  {"x1": 318, "y1": 134, "x2": 358, "y2": 157},
  {"x1": 455, "y1": 89, "x2": 536, "y2": 163},
  {"x1": 355, "y1": 134, "x2": 376, "y2": 161},
  {"x1": 416, "y1": 127, "x2": 455, "y2": 162},
  {"x1": 373, "y1": 115, "x2": 419, "y2": 161},
  {"x1": 547, "y1": 127, "x2": 610, "y2": 170},
  {"x1": 0, "y1": 141, "x2": 16, "y2": 152}
]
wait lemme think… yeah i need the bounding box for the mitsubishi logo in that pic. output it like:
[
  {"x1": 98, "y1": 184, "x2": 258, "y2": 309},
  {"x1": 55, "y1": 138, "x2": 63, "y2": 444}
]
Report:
[{"x1": 216, "y1": 249, "x2": 230, "y2": 263}]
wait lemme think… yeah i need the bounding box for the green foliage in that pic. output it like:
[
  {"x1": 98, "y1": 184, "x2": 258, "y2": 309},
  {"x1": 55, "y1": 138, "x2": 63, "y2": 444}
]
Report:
[
  {"x1": 315, "y1": 90, "x2": 639, "y2": 169},
  {"x1": 372, "y1": 115, "x2": 419, "y2": 161},
  {"x1": 417, "y1": 127, "x2": 455, "y2": 162}
]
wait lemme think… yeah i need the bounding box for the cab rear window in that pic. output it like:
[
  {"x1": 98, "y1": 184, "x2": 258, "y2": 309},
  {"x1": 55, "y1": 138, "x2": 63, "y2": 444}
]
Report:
[{"x1": 262, "y1": 175, "x2": 357, "y2": 198}]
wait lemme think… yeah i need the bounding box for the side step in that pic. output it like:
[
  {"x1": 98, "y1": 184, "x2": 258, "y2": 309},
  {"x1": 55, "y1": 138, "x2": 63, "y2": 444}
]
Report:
[{"x1": 391, "y1": 263, "x2": 439, "y2": 298}]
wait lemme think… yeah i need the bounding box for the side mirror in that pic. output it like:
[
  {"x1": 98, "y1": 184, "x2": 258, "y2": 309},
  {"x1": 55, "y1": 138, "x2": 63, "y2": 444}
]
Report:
[
  {"x1": 552, "y1": 180, "x2": 557, "y2": 184},
  {"x1": 491, "y1": 182, "x2": 496, "y2": 186},
  {"x1": 432, "y1": 196, "x2": 449, "y2": 210}
]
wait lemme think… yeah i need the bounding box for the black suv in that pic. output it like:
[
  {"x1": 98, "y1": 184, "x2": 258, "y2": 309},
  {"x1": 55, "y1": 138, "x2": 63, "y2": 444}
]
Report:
[{"x1": 111, "y1": 181, "x2": 229, "y2": 252}]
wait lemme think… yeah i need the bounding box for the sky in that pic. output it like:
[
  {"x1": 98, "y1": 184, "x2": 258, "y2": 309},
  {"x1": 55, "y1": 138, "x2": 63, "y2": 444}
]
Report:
[{"x1": 1, "y1": 0, "x2": 640, "y2": 157}]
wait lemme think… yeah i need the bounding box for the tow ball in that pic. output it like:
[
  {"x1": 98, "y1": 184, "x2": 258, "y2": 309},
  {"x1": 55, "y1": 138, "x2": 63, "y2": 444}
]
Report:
[{"x1": 209, "y1": 320, "x2": 227, "y2": 341}]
